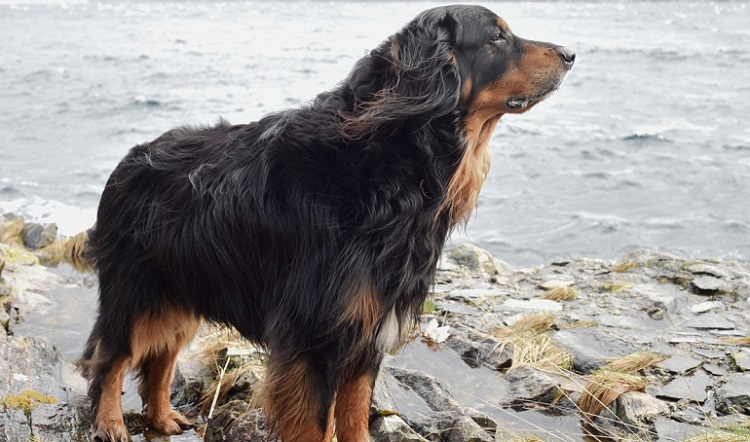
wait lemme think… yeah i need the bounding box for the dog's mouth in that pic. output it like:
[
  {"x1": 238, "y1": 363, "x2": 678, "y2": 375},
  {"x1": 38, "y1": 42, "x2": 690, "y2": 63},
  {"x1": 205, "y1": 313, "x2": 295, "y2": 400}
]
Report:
[{"x1": 507, "y1": 71, "x2": 569, "y2": 111}]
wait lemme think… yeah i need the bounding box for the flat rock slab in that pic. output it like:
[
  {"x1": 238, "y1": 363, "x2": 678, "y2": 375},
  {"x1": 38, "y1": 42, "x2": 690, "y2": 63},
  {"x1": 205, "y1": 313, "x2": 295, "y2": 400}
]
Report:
[
  {"x1": 691, "y1": 348, "x2": 726, "y2": 359},
  {"x1": 551, "y1": 327, "x2": 638, "y2": 374},
  {"x1": 657, "y1": 354, "x2": 702, "y2": 374},
  {"x1": 655, "y1": 373, "x2": 712, "y2": 403},
  {"x1": 690, "y1": 301, "x2": 724, "y2": 314},
  {"x1": 691, "y1": 276, "x2": 727, "y2": 293},
  {"x1": 683, "y1": 313, "x2": 735, "y2": 330}
]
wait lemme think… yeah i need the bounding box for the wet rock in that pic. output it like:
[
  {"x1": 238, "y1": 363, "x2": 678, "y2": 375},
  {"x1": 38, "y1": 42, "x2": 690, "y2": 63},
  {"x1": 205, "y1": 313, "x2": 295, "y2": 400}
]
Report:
[
  {"x1": 715, "y1": 374, "x2": 750, "y2": 415},
  {"x1": 370, "y1": 414, "x2": 427, "y2": 442},
  {"x1": 439, "y1": 415, "x2": 494, "y2": 442},
  {"x1": 204, "y1": 401, "x2": 268, "y2": 442},
  {"x1": 552, "y1": 327, "x2": 639, "y2": 373},
  {"x1": 21, "y1": 222, "x2": 58, "y2": 250},
  {"x1": 731, "y1": 348, "x2": 750, "y2": 371},
  {"x1": 655, "y1": 373, "x2": 712, "y2": 403},
  {"x1": 504, "y1": 366, "x2": 558, "y2": 407},
  {"x1": 657, "y1": 354, "x2": 702, "y2": 374},
  {"x1": 445, "y1": 324, "x2": 512, "y2": 370},
  {"x1": 172, "y1": 354, "x2": 217, "y2": 407}
]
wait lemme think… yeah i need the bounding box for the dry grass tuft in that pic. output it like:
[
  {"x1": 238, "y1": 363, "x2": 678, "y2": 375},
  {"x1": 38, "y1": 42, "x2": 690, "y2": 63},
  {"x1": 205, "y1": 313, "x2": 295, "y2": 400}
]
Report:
[
  {"x1": 683, "y1": 433, "x2": 749, "y2": 442},
  {"x1": 578, "y1": 371, "x2": 647, "y2": 420},
  {"x1": 495, "y1": 314, "x2": 572, "y2": 372},
  {"x1": 541, "y1": 286, "x2": 578, "y2": 301},
  {"x1": 562, "y1": 320, "x2": 598, "y2": 330},
  {"x1": 603, "y1": 352, "x2": 666, "y2": 373},
  {"x1": 720, "y1": 336, "x2": 750, "y2": 346}
]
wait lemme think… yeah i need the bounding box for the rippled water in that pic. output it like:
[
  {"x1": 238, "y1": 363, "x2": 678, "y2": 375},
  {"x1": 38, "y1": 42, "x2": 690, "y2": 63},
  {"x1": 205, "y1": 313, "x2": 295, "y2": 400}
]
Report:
[{"x1": 1, "y1": 1, "x2": 749, "y2": 266}]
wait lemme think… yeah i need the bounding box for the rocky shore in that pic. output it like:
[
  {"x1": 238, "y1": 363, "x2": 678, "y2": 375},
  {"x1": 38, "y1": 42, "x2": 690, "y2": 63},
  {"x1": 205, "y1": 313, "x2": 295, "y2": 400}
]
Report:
[{"x1": 1, "y1": 212, "x2": 749, "y2": 441}]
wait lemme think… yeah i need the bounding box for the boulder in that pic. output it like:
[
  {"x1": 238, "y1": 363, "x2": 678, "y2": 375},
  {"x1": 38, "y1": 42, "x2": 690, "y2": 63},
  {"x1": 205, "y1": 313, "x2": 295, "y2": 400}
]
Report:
[
  {"x1": 21, "y1": 222, "x2": 58, "y2": 250},
  {"x1": 715, "y1": 374, "x2": 750, "y2": 415}
]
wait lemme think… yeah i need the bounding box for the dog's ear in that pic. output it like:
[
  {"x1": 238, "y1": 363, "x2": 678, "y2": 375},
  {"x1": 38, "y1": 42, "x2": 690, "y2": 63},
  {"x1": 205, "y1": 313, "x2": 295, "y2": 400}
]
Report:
[{"x1": 341, "y1": 11, "x2": 461, "y2": 140}]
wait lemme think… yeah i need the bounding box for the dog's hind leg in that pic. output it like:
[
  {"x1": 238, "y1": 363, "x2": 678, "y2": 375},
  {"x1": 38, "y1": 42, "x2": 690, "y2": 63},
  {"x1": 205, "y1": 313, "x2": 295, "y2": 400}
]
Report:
[
  {"x1": 131, "y1": 308, "x2": 200, "y2": 435},
  {"x1": 263, "y1": 355, "x2": 336, "y2": 442},
  {"x1": 82, "y1": 316, "x2": 131, "y2": 442},
  {"x1": 334, "y1": 371, "x2": 374, "y2": 442}
]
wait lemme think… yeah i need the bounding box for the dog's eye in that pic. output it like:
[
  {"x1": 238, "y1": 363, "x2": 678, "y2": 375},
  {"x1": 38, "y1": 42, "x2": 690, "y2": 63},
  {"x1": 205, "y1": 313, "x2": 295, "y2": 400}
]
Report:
[{"x1": 491, "y1": 31, "x2": 506, "y2": 43}]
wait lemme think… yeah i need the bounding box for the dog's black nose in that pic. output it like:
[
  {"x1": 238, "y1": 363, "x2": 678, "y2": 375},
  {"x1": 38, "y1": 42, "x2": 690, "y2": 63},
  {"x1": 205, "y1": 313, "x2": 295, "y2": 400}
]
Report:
[{"x1": 558, "y1": 47, "x2": 576, "y2": 66}]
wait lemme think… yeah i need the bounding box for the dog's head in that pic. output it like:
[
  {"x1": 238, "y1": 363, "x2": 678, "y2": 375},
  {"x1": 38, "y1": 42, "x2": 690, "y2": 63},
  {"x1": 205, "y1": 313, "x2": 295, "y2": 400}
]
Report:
[{"x1": 341, "y1": 4, "x2": 574, "y2": 139}]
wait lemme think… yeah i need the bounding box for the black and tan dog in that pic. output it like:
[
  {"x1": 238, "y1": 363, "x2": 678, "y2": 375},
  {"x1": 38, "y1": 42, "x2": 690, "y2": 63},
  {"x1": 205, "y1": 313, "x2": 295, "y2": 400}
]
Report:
[{"x1": 81, "y1": 4, "x2": 574, "y2": 441}]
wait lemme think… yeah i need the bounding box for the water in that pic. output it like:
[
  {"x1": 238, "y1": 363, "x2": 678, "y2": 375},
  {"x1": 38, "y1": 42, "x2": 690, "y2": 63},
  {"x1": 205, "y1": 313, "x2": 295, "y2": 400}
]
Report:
[{"x1": 1, "y1": 1, "x2": 749, "y2": 268}]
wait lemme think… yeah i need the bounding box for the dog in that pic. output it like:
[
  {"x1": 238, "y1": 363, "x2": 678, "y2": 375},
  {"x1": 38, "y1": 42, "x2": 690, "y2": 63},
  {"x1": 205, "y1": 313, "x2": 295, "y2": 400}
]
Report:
[{"x1": 81, "y1": 4, "x2": 573, "y2": 441}]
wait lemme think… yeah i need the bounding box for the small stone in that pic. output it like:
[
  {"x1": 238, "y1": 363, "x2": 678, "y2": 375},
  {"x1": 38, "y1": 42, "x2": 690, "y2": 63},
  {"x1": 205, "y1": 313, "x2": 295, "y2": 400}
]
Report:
[
  {"x1": 657, "y1": 354, "x2": 702, "y2": 374},
  {"x1": 494, "y1": 298, "x2": 563, "y2": 313},
  {"x1": 504, "y1": 366, "x2": 559, "y2": 406},
  {"x1": 690, "y1": 301, "x2": 724, "y2": 314},
  {"x1": 731, "y1": 348, "x2": 750, "y2": 371},
  {"x1": 683, "y1": 313, "x2": 735, "y2": 330},
  {"x1": 715, "y1": 374, "x2": 750, "y2": 415},
  {"x1": 690, "y1": 276, "x2": 726, "y2": 293},
  {"x1": 655, "y1": 373, "x2": 712, "y2": 403},
  {"x1": 439, "y1": 415, "x2": 493, "y2": 442}
]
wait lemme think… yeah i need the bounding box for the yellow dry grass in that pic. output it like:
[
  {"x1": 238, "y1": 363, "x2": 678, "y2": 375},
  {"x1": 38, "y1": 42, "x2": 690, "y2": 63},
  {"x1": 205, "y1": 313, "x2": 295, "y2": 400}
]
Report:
[
  {"x1": 495, "y1": 314, "x2": 572, "y2": 372},
  {"x1": 578, "y1": 371, "x2": 647, "y2": 419},
  {"x1": 541, "y1": 286, "x2": 577, "y2": 301},
  {"x1": 603, "y1": 352, "x2": 666, "y2": 373},
  {"x1": 720, "y1": 337, "x2": 750, "y2": 346},
  {"x1": 612, "y1": 260, "x2": 639, "y2": 273}
]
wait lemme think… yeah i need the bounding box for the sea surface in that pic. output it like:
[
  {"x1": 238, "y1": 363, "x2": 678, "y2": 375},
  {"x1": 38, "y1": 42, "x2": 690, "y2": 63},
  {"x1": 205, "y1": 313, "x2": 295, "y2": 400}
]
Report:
[{"x1": 1, "y1": 1, "x2": 749, "y2": 267}]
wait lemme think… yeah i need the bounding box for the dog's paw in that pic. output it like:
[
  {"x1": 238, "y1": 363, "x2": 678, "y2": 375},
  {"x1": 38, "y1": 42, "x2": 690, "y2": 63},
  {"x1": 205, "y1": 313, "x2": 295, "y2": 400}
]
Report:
[
  {"x1": 148, "y1": 409, "x2": 193, "y2": 435},
  {"x1": 91, "y1": 418, "x2": 130, "y2": 442}
]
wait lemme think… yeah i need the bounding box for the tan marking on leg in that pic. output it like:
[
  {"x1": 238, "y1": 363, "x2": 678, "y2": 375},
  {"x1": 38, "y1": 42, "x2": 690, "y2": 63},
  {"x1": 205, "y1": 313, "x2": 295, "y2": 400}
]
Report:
[
  {"x1": 92, "y1": 355, "x2": 129, "y2": 442},
  {"x1": 263, "y1": 358, "x2": 331, "y2": 442},
  {"x1": 130, "y1": 307, "x2": 200, "y2": 367},
  {"x1": 132, "y1": 308, "x2": 198, "y2": 435},
  {"x1": 335, "y1": 373, "x2": 372, "y2": 442}
]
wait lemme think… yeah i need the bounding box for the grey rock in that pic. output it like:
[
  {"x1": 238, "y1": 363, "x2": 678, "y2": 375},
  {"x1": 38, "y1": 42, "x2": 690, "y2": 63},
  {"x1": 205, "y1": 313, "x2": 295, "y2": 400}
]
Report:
[
  {"x1": 690, "y1": 301, "x2": 724, "y2": 314},
  {"x1": 704, "y1": 363, "x2": 729, "y2": 376},
  {"x1": 448, "y1": 243, "x2": 510, "y2": 282},
  {"x1": 731, "y1": 348, "x2": 750, "y2": 371},
  {"x1": 653, "y1": 418, "x2": 704, "y2": 440},
  {"x1": 504, "y1": 366, "x2": 558, "y2": 406},
  {"x1": 370, "y1": 415, "x2": 427, "y2": 442},
  {"x1": 691, "y1": 348, "x2": 725, "y2": 359},
  {"x1": 673, "y1": 406, "x2": 709, "y2": 425},
  {"x1": 0, "y1": 335, "x2": 90, "y2": 442},
  {"x1": 715, "y1": 374, "x2": 750, "y2": 415},
  {"x1": 21, "y1": 222, "x2": 58, "y2": 250},
  {"x1": 204, "y1": 401, "x2": 268, "y2": 442},
  {"x1": 683, "y1": 312, "x2": 735, "y2": 330},
  {"x1": 691, "y1": 275, "x2": 727, "y2": 293},
  {"x1": 587, "y1": 391, "x2": 667, "y2": 441},
  {"x1": 552, "y1": 327, "x2": 639, "y2": 373},
  {"x1": 438, "y1": 415, "x2": 494, "y2": 442},
  {"x1": 655, "y1": 373, "x2": 712, "y2": 403},
  {"x1": 0, "y1": 307, "x2": 9, "y2": 333},
  {"x1": 685, "y1": 263, "x2": 733, "y2": 279},
  {"x1": 657, "y1": 354, "x2": 702, "y2": 374}
]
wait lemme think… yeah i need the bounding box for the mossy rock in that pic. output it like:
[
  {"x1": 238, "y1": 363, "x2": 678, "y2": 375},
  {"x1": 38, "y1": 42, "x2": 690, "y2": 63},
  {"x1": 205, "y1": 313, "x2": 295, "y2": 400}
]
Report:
[
  {"x1": 1, "y1": 390, "x2": 58, "y2": 413},
  {"x1": 0, "y1": 243, "x2": 39, "y2": 266}
]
